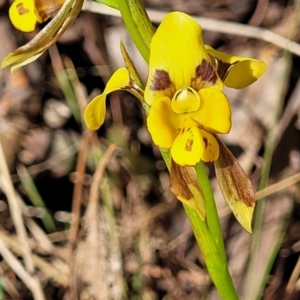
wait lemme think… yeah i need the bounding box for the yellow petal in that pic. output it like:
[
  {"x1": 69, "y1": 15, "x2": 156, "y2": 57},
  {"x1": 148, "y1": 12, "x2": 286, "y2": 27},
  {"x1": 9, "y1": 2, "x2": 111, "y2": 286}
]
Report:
[
  {"x1": 214, "y1": 138, "x2": 256, "y2": 233},
  {"x1": 206, "y1": 45, "x2": 267, "y2": 89},
  {"x1": 170, "y1": 160, "x2": 206, "y2": 221},
  {"x1": 199, "y1": 130, "x2": 219, "y2": 162},
  {"x1": 84, "y1": 68, "x2": 130, "y2": 130},
  {"x1": 144, "y1": 12, "x2": 223, "y2": 106},
  {"x1": 146, "y1": 96, "x2": 178, "y2": 149},
  {"x1": 171, "y1": 122, "x2": 203, "y2": 166},
  {"x1": 192, "y1": 88, "x2": 231, "y2": 134},
  {"x1": 9, "y1": 0, "x2": 38, "y2": 32}
]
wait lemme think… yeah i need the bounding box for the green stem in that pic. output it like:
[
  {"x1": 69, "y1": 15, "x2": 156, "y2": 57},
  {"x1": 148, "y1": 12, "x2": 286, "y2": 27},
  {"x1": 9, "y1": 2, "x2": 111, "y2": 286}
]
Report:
[
  {"x1": 184, "y1": 204, "x2": 238, "y2": 300},
  {"x1": 193, "y1": 162, "x2": 237, "y2": 299},
  {"x1": 117, "y1": 0, "x2": 150, "y2": 62},
  {"x1": 195, "y1": 162, "x2": 227, "y2": 264}
]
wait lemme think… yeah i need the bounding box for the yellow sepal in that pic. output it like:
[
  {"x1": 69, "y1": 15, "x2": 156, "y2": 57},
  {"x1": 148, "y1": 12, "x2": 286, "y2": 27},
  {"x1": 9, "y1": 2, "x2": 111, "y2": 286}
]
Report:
[
  {"x1": 170, "y1": 160, "x2": 206, "y2": 221},
  {"x1": 214, "y1": 138, "x2": 256, "y2": 232},
  {"x1": 145, "y1": 12, "x2": 223, "y2": 106}
]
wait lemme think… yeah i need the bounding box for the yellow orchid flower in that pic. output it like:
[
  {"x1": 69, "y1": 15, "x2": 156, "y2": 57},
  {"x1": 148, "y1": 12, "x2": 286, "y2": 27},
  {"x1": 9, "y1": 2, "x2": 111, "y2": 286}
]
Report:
[
  {"x1": 2, "y1": 0, "x2": 83, "y2": 72},
  {"x1": 83, "y1": 11, "x2": 266, "y2": 232},
  {"x1": 143, "y1": 12, "x2": 267, "y2": 167},
  {"x1": 144, "y1": 12, "x2": 231, "y2": 167},
  {"x1": 9, "y1": 0, "x2": 65, "y2": 32},
  {"x1": 84, "y1": 13, "x2": 267, "y2": 165}
]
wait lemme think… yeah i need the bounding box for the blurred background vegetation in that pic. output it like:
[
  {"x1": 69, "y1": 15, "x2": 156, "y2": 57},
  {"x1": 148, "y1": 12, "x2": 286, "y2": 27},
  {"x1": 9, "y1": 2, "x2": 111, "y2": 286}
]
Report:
[{"x1": 0, "y1": 0, "x2": 300, "y2": 299}]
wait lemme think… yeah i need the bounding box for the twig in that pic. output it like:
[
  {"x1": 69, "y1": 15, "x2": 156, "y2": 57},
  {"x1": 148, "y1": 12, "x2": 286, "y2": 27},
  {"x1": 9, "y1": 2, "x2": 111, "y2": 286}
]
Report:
[
  {"x1": 0, "y1": 229, "x2": 68, "y2": 287},
  {"x1": 0, "y1": 139, "x2": 46, "y2": 299},
  {"x1": 89, "y1": 144, "x2": 117, "y2": 210},
  {"x1": 0, "y1": 140, "x2": 33, "y2": 272},
  {"x1": 69, "y1": 130, "x2": 92, "y2": 247},
  {"x1": 256, "y1": 172, "x2": 300, "y2": 199},
  {"x1": 286, "y1": 254, "x2": 300, "y2": 294},
  {"x1": 0, "y1": 263, "x2": 20, "y2": 299},
  {"x1": 82, "y1": 1, "x2": 300, "y2": 57},
  {"x1": 0, "y1": 238, "x2": 45, "y2": 300},
  {"x1": 69, "y1": 144, "x2": 117, "y2": 299}
]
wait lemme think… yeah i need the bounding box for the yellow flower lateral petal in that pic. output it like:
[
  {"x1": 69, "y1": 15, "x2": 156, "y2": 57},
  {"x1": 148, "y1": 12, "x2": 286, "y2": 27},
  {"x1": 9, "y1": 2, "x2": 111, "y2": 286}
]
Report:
[
  {"x1": 206, "y1": 45, "x2": 267, "y2": 89},
  {"x1": 9, "y1": 0, "x2": 38, "y2": 32},
  {"x1": 144, "y1": 12, "x2": 223, "y2": 106},
  {"x1": 199, "y1": 130, "x2": 219, "y2": 162},
  {"x1": 84, "y1": 68, "x2": 130, "y2": 130},
  {"x1": 193, "y1": 88, "x2": 231, "y2": 134},
  {"x1": 146, "y1": 96, "x2": 178, "y2": 149}
]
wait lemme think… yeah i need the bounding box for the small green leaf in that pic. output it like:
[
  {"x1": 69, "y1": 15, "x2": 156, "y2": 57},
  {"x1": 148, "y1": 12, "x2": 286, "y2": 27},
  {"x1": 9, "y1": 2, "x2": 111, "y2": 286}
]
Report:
[{"x1": 17, "y1": 165, "x2": 56, "y2": 232}]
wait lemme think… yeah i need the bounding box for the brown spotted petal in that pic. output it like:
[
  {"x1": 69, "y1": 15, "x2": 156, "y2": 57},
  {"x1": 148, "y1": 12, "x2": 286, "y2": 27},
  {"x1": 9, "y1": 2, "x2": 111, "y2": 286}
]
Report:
[
  {"x1": 214, "y1": 138, "x2": 255, "y2": 232},
  {"x1": 170, "y1": 159, "x2": 206, "y2": 221}
]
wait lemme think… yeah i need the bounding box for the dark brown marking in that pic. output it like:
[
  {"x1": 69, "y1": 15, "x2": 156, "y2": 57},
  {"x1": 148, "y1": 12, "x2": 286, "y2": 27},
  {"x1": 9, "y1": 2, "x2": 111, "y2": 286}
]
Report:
[
  {"x1": 185, "y1": 139, "x2": 194, "y2": 152},
  {"x1": 17, "y1": 3, "x2": 29, "y2": 15},
  {"x1": 150, "y1": 69, "x2": 172, "y2": 91},
  {"x1": 216, "y1": 60, "x2": 231, "y2": 81},
  {"x1": 217, "y1": 60, "x2": 238, "y2": 81},
  {"x1": 203, "y1": 137, "x2": 208, "y2": 149},
  {"x1": 195, "y1": 59, "x2": 218, "y2": 84}
]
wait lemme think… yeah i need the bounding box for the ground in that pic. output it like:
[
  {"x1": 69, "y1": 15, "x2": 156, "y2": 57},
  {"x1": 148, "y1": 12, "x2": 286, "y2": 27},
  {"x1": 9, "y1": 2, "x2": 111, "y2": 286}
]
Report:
[{"x1": 0, "y1": 0, "x2": 300, "y2": 299}]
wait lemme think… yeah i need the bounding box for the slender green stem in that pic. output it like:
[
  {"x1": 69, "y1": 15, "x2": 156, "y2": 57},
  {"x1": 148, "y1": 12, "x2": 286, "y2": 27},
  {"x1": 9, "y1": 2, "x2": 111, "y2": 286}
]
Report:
[
  {"x1": 193, "y1": 162, "x2": 238, "y2": 299},
  {"x1": 184, "y1": 204, "x2": 238, "y2": 300},
  {"x1": 195, "y1": 162, "x2": 227, "y2": 264},
  {"x1": 117, "y1": 0, "x2": 150, "y2": 62}
]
